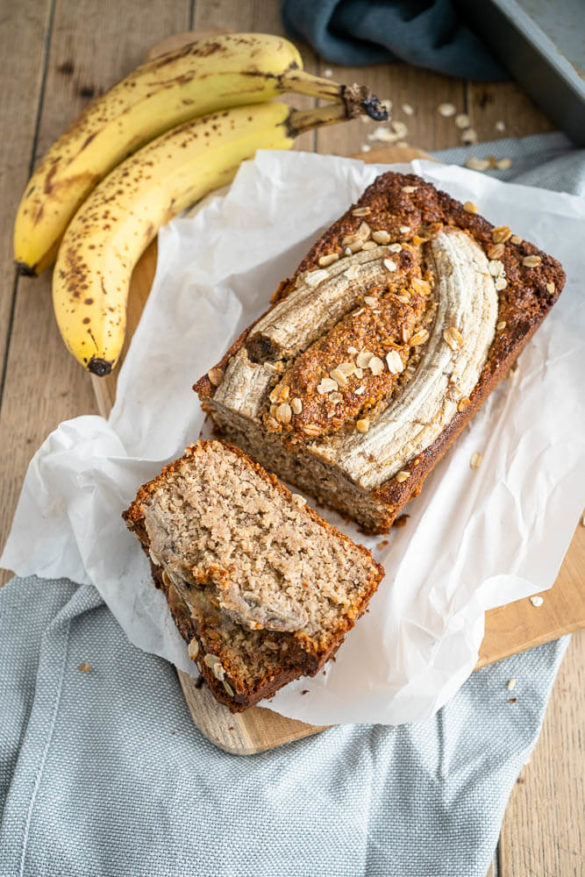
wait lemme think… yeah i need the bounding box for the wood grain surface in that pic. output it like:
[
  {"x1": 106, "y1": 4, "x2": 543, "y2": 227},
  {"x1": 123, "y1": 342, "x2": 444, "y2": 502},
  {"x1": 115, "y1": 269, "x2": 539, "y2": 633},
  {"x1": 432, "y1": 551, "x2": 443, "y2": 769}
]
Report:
[{"x1": 0, "y1": 1, "x2": 582, "y2": 873}]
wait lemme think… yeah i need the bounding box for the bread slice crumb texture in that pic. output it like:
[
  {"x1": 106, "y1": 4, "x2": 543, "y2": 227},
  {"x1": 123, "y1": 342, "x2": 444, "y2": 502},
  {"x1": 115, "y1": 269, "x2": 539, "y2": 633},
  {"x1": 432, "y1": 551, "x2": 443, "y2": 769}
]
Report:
[{"x1": 136, "y1": 441, "x2": 380, "y2": 642}]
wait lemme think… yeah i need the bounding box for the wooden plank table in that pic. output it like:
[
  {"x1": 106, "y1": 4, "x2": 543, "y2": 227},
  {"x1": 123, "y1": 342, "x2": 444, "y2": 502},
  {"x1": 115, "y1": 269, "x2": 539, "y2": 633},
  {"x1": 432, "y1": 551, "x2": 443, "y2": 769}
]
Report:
[{"x1": 0, "y1": 1, "x2": 582, "y2": 872}]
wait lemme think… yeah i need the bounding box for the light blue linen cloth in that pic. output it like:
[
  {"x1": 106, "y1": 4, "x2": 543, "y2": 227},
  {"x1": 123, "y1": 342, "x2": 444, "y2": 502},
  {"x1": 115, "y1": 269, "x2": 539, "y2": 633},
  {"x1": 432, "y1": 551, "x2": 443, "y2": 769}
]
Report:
[{"x1": 1, "y1": 133, "x2": 582, "y2": 876}]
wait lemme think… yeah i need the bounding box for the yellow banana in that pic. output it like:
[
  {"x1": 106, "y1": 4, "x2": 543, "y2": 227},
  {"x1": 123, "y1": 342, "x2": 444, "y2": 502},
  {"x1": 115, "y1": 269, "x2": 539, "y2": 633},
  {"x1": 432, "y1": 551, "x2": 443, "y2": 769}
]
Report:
[
  {"x1": 53, "y1": 101, "x2": 359, "y2": 376},
  {"x1": 15, "y1": 32, "x2": 387, "y2": 275}
]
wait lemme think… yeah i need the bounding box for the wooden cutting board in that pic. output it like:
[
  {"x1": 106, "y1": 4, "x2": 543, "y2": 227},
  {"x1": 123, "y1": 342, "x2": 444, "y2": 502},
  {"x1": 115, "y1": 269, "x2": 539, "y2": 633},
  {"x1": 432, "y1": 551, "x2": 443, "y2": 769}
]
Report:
[{"x1": 92, "y1": 144, "x2": 585, "y2": 755}]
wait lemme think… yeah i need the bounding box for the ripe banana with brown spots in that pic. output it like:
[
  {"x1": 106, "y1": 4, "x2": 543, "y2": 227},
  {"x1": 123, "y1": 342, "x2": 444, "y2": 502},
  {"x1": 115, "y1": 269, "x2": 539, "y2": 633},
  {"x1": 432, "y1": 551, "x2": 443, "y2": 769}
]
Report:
[
  {"x1": 53, "y1": 100, "x2": 366, "y2": 376},
  {"x1": 14, "y1": 32, "x2": 387, "y2": 276}
]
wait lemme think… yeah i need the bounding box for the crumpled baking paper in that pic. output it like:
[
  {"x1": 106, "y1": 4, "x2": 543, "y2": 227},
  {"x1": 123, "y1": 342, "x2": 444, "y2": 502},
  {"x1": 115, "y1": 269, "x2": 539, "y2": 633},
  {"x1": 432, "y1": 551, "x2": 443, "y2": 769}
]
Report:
[{"x1": 2, "y1": 151, "x2": 585, "y2": 725}]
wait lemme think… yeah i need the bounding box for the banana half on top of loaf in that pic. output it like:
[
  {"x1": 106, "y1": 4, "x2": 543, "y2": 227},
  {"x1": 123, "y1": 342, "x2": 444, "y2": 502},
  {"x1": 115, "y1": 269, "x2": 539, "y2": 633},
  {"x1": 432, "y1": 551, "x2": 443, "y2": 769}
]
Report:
[{"x1": 195, "y1": 171, "x2": 565, "y2": 534}]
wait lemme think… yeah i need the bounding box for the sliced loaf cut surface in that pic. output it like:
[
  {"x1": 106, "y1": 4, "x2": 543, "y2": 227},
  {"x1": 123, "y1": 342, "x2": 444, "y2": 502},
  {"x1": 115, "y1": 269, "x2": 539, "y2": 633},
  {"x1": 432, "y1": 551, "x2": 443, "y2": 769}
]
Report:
[{"x1": 123, "y1": 440, "x2": 383, "y2": 712}]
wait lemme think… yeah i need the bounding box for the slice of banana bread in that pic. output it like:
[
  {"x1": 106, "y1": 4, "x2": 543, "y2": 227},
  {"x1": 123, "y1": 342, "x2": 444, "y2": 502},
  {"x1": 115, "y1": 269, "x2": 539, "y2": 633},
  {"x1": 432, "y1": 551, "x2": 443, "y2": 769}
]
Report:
[
  {"x1": 194, "y1": 171, "x2": 565, "y2": 533},
  {"x1": 123, "y1": 440, "x2": 383, "y2": 711}
]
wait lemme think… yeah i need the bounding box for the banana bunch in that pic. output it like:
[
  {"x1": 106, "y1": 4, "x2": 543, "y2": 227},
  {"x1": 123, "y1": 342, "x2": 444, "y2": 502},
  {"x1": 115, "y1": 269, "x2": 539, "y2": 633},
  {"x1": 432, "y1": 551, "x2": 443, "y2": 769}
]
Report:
[{"x1": 15, "y1": 32, "x2": 388, "y2": 375}]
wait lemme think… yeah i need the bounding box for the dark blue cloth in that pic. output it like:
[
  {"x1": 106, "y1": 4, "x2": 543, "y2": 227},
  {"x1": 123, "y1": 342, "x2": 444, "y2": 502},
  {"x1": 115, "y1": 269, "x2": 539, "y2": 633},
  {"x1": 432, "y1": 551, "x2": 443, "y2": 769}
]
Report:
[{"x1": 281, "y1": 0, "x2": 507, "y2": 80}]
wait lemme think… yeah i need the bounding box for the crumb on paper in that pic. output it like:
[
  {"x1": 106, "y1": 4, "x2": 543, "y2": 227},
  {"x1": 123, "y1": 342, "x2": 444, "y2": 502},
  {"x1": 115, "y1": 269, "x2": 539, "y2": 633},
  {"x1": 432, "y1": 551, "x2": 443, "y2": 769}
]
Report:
[
  {"x1": 393, "y1": 515, "x2": 410, "y2": 529},
  {"x1": 361, "y1": 143, "x2": 372, "y2": 152},
  {"x1": 301, "y1": 689, "x2": 309, "y2": 695},
  {"x1": 507, "y1": 697, "x2": 517, "y2": 704},
  {"x1": 78, "y1": 663, "x2": 92, "y2": 673},
  {"x1": 530, "y1": 595, "x2": 544, "y2": 608},
  {"x1": 228, "y1": 725, "x2": 235, "y2": 731},
  {"x1": 470, "y1": 452, "x2": 482, "y2": 470},
  {"x1": 507, "y1": 678, "x2": 517, "y2": 691}
]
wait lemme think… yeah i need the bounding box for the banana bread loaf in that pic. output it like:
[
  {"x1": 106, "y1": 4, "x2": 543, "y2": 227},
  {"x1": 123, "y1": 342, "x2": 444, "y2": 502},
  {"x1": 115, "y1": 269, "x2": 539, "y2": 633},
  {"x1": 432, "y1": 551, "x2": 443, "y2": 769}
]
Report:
[
  {"x1": 195, "y1": 171, "x2": 565, "y2": 533},
  {"x1": 123, "y1": 440, "x2": 384, "y2": 711}
]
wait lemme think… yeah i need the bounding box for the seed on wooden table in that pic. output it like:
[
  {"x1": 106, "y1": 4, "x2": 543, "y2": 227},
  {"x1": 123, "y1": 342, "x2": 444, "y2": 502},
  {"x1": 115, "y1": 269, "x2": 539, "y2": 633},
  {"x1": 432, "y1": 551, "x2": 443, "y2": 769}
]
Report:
[
  {"x1": 438, "y1": 102, "x2": 456, "y2": 117},
  {"x1": 402, "y1": 103, "x2": 414, "y2": 115},
  {"x1": 530, "y1": 595, "x2": 544, "y2": 607},
  {"x1": 455, "y1": 113, "x2": 470, "y2": 128},
  {"x1": 495, "y1": 120, "x2": 506, "y2": 132},
  {"x1": 461, "y1": 128, "x2": 478, "y2": 144}
]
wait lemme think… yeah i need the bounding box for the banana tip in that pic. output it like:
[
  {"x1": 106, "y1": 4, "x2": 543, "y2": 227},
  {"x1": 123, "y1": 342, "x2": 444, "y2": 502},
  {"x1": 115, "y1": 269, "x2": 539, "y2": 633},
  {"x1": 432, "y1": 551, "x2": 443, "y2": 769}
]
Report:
[
  {"x1": 88, "y1": 356, "x2": 114, "y2": 377},
  {"x1": 15, "y1": 261, "x2": 38, "y2": 277}
]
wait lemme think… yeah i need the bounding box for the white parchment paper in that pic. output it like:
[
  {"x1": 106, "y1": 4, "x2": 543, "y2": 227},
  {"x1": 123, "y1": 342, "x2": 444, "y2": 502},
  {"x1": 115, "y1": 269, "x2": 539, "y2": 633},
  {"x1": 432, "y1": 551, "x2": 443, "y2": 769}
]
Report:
[{"x1": 2, "y1": 151, "x2": 585, "y2": 725}]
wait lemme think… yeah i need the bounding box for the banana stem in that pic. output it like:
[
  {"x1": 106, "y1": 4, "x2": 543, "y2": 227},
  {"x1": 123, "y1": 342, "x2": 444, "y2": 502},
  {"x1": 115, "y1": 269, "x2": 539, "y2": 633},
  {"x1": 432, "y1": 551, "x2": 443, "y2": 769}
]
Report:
[
  {"x1": 281, "y1": 69, "x2": 389, "y2": 122},
  {"x1": 286, "y1": 102, "x2": 365, "y2": 137}
]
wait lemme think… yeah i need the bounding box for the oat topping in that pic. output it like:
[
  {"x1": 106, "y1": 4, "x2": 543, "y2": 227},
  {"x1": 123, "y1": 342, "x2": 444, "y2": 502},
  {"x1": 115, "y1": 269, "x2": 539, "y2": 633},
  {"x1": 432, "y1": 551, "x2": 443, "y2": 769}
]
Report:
[
  {"x1": 318, "y1": 253, "x2": 340, "y2": 267},
  {"x1": 383, "y1": 258, "x2": 397, "y2": 272},
  {"x1": 352, "y1": 207, "x2": 372, "y2": 217},
  {"x1": 546, "y1": 281, "x2": 556, "y2": 294},
  {"x1": 291, "y1": 397, "x2": 303, "y2": 414},
  {"x1": 330, "y1": 367, "x2": 349, "y2": 387},
  {"x1": 386, "y1": 350, "x2": 404, "y2": 374},
  {"x1": 529, "y1": 595, "x2": 544, "y2": 607},
  {"x1": 361, "y1": 241, "x2": 378, "y2": 251},
  {"x1": 188, "y1": 638, "x2": 199, "y2": 659},
  {"x1": 522, "y1": 255, "x2": 541, "y2": 267},
  {"x1": 492, "y1": 226, "x2": 512, "y2": 244},
  {"x1": 347, "y1": 345, "x2": 358, "y2": 355},
  {"x1": 356, "y1": 418, "x2": 370, "y2": 433},
  {"x1": 369, "y1": 356, "x2": 385, "y2": 376},
  {"x1": 344, "y1": 264, "x2": 360, "y2": 280},
  {"x1": 399, "y1": 226, "x2": 411, "y2": 234},
  {"x1": 207, "y1": 367, "x2": 224, "y2": 387},
  {"x1": 443, "y1": 326, "x2": 463, "y2": 350},
  {"x1": 510, "y1": 235, "x2": 523, "y2": 245},
  {"x1": 487, "y1": 243, "x2": 505, "y2": 260},
  {"x1": 410, "y1": 328, "x2": 429, "y2": 346},
  {"x1": 457, "y1": 397, "x2": 471, "y2": 412},
  {"x1": 276, "y1": 402, "x2": 292, "y2": 424},
  {"x1": 317, "y1": 377, "x2": 338, "y2": 394},
  {"x1": 496, "y1": 321, "x2": 507, "y2": 331},
  {"x1": 396, "y1": 470, "x2": 410, "y2": 482},
  {"x1": 355, "y1": 386, "x2": 365, "y2": 395},
  {"x1": 463, "y1": 201, "x2": 478, "y2": 214},
  {"x1": 507, "y1": 678, "x2": 517, "y2": 691},
  {"x1": 372, "y1": 230, "x2": 391, "y2": 244},
  {"x1": 388, "y1": 243, "x2": 402, "y2": 253},
  {"x1": 401, "y1": 185, "x2": 418, "y2": 193},
  {"x1": 495, "y1": 277, "x2": 507, "y2": 291}
]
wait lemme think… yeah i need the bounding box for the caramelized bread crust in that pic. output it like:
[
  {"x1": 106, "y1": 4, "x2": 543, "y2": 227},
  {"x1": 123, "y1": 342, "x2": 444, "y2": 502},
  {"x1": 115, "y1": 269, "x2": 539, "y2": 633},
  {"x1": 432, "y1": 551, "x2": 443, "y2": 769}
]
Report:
[{"x1": 195, "y1": 171, "x2": 565, "y2": 532}]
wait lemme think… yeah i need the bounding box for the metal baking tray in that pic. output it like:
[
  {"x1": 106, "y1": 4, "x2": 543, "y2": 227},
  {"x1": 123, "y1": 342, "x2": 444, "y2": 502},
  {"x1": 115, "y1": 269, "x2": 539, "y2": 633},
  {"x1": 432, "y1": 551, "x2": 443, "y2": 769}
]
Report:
[{"x1": 458, "y1": 0, "x2": 585, "y2": 145}]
